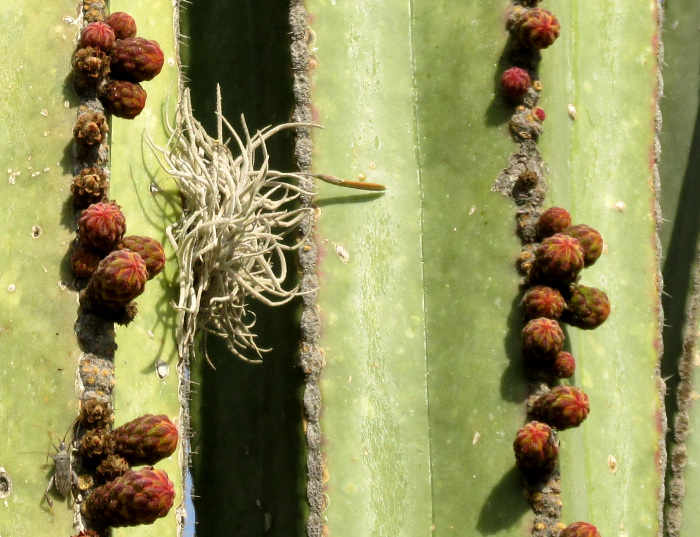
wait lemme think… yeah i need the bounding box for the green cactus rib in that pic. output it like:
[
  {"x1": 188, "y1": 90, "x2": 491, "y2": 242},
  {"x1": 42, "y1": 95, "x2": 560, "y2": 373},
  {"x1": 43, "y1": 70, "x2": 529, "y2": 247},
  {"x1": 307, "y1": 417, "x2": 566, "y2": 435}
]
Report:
[
  {"x1": 306, "y1": 1, "x2": 663, "y2": 537},
  {"x1": 0, "y1": 2, "x2": 82, "y2": 535},
  {"x1": 659, "y1": 0, "x2": 700, "y2": 445},
  {"x1": 307, "y1": 0, "x2": 525, "y2": 534},
  {"x1": 107, "y1": 1, "x2": 183, "y2": 537},
  {"x1": 538, "y1": 2, "x2": 663, "y2": 534}
]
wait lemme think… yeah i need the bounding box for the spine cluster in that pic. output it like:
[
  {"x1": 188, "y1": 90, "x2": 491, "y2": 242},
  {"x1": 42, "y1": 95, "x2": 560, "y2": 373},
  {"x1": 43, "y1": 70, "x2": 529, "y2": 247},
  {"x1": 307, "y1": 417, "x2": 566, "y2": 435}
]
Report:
[
  {"x1": 67, "y1": 4, "x2": 176, "y2": 533},
  {"x1": 496, "y1": 2, "x2": 607, "y2": 537}
]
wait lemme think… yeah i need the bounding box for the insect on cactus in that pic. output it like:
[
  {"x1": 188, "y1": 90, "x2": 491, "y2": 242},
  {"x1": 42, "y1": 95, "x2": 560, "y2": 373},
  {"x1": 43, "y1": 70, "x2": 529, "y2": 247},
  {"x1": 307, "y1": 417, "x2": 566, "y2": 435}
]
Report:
[{"x1": 32, "y1": 423, "x2": 79, "y2": 518}]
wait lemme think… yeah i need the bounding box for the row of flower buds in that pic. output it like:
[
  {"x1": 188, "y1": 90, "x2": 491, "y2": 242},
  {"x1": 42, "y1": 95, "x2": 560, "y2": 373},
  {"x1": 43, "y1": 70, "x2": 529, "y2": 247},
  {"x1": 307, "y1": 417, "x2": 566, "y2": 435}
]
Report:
[
  {"x1": 516, "y1": 209, "x2": 607, "y2": 432},
  {"x1": 67, "y1": 10, "x2": 176, "y2": 532},
  {"x1": 513, "y1": 207, "x2": 607, "y2": 536},
  {"x1": 76, "y1": 412, "x2": 178, "y2": 527},
  {"x1": 500, "y1": 6, "x2": 604, "y2": 534},
  {"x1": 70, "y1": 12, "x2": 167, "y2": 324},
  {"x1": 501, "y1": 6, "x2": 560, "y2": 140},
  {"x1": 73, "y1": 12, "x2": 164, "y2": 119}
]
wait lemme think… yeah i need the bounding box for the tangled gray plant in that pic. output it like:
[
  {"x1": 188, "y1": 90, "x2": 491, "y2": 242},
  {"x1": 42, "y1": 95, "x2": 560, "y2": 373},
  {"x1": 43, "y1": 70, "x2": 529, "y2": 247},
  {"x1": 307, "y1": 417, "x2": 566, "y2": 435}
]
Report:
[{"x1": 148, "y1": 87, "x2": 314, "y2": 363}]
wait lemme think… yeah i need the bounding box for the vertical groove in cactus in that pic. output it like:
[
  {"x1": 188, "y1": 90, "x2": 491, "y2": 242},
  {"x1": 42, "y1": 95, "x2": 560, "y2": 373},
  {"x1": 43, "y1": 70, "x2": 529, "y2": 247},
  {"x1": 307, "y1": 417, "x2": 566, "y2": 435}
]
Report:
[
  {"x1": 658, "y1": 0, "x2": 700, "y2": 535},
  {"x1": 107, "y1": 1, "x2": 183, "y2": 536},
  {"x1": 659, "y1": 0, "x2": 700, "y2": 444},
  {"x1": 306, "y1": 0, "x2": 664, "y2": 536},
  {"x1": 0, "y1": 2, "x2": 81, "y2": 534},
  {"x1": 664, "y1": 253, "x2": 700, "y2": 537},
  {"x1": 181, "y1": 1, "x2": 308, "y2": 536}
]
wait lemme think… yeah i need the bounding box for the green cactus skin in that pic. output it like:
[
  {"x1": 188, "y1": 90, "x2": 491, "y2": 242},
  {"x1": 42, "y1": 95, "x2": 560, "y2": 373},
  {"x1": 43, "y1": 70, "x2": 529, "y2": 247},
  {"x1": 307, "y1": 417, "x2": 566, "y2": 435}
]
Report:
[
  {"x1": 0, "y1": 1, "x2": 671, "y2": 537},
  {"x1": 0, "y1": 1, "x2": 82, "y2": 534},
  {"x1": 305, "y1": 1, "x2": 663, "y2": 536},
  {"x1": 538, "y1": 1, "x2": 662, "y2": 533}
]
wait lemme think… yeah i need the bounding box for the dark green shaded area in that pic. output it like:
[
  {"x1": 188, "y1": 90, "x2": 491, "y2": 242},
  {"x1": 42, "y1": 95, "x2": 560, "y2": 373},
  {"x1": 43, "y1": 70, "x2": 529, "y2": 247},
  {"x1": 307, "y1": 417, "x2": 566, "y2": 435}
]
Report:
[
  {"x1": 184, "y1": 0, "x2": 296, "y2": 161},
  {"x1": 659, "y1": 0, "x2": 700, "y2": 455},
  {"x1": 191, "y1": 311, "x2": 306, "y2": 537},
  {"x1": 183, "y1": 1, "x2": 306, "y2": 536},
  {"x1": 658, "y1": 2, "x2": 700, "y2": 536}
]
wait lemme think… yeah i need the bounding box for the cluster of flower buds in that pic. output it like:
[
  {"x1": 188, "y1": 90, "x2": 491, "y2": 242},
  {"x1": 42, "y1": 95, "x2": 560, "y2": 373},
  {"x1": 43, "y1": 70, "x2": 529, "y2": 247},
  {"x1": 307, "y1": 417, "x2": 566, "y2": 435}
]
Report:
[
  {"x1": 71, "y1": 199, "x2": 165, "y2": 323},
  {"x1": 500, "y1": 6, "x2": 560, "y2": 140},
  {"x1": 79, "y1": 414, "x2": 178, "y2": 527},
  {"x1": 81, "y1": 467, "x2": 175, "y2": 527},
  {"x1": 513, "y1": 206, "x2": 607, "y2": 537},
  {"x1": 67, "y1": 10, "x2": 175, "y2": 533},
  {"x1": 72, "y1": 12, "x2": 164, "y2": 119},
  {"x1": 520, "y1": 207, "x2": 610, "y2": 380},
  {"x1": 70, "y1": 13, "x2": 166, "y2": 321}
]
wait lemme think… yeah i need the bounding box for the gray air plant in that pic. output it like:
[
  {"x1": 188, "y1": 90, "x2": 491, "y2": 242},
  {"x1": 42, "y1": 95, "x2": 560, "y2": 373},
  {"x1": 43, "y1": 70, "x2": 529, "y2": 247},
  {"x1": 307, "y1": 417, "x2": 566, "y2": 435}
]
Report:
[{"x1": 149, "y1": 86, "x2": 313, "y2": 364}]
